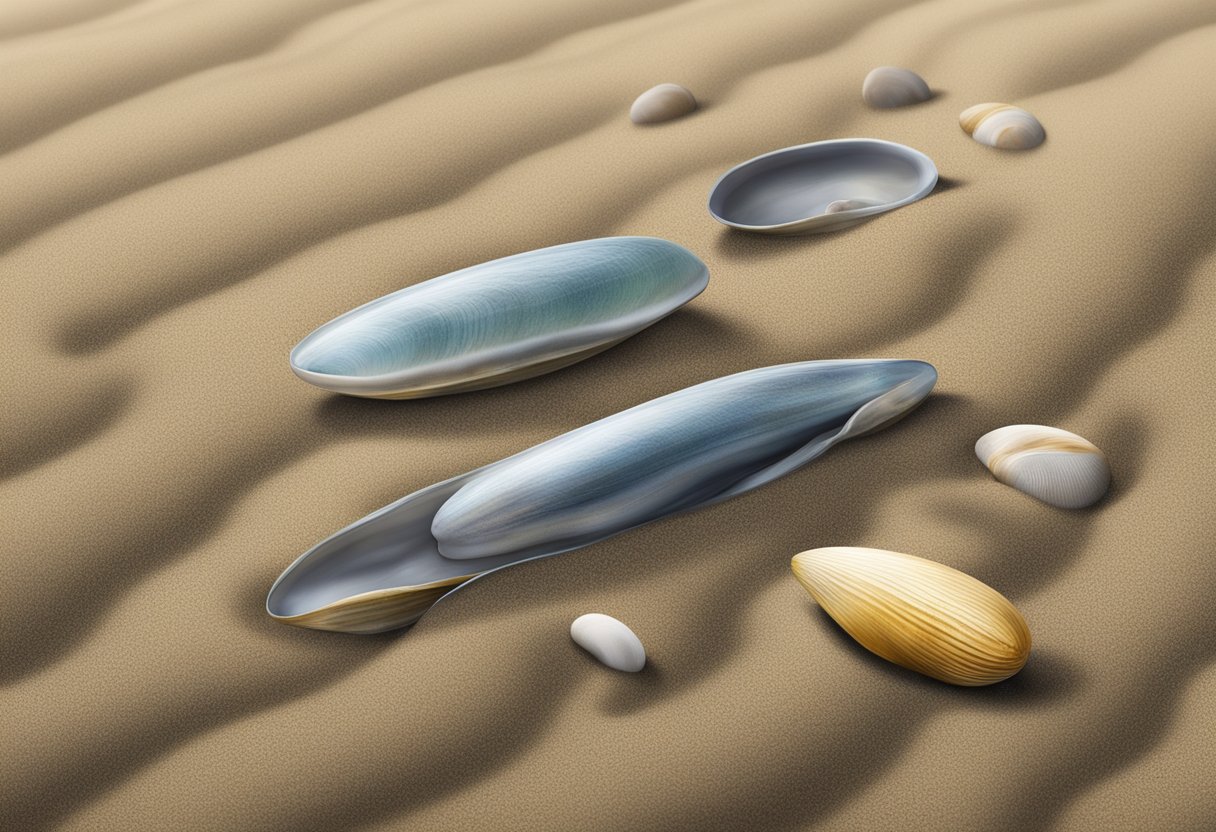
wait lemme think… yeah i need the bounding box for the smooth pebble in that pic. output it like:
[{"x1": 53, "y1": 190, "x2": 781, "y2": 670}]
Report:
[
  {"x1": 862, "y1": 66, "x2": 932, "y2": 108},
  {"x1": 570, "y1": 613, "x2": 646, "y2": 672},
  {"x1": 630, "y1": 83, "x2": 697, "y2": 124}
]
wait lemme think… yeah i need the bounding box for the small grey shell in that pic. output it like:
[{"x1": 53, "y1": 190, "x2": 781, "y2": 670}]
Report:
[
  {"x1": 959, "y1": 103, "x2": 1045, "y2": 150},
  {"x1": 570, "y1": 613, "x2": 646, "y2": 672},
  {"x1": 862, "y1": 66, "x2": 931, "y2": 108},
  {"x1": 290, "y1": 237, "x2": 708, "y2": 398},
  {"x1": 707, "y1": 139, "x2": 938, "y2": 235},
  {"x1": 975, "y1": 424, "x2": 1109, "y2": 508},
  {"x1": 630, "y1": 83, "x2": 697, "y2": 124},
  {"x1": 267, "y1": 359, "x2": 938, "y2": 633}
]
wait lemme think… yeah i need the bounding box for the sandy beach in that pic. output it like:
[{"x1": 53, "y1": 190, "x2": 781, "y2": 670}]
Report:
[{"x1": 2, "y1": 0, "x2": 1215, "y2": 829}]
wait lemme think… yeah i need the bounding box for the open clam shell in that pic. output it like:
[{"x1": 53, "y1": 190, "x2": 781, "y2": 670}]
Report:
[
  {"x1": 289, "y1": 237, "x2": 709, "y2": 399},
  {"x1": 707, "y1": 139, "x2": 938, "y2": 235},
  {"x1": 267, "y1": 359, "x2": 938, "y2": 633}
]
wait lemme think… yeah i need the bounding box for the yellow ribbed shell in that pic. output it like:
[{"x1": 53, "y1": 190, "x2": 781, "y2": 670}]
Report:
[{"x1": 791, "y1": 547, "x2": 1031, "y2": 686}]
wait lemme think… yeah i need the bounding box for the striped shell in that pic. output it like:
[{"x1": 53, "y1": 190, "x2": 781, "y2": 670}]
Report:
[
  {"x1": 862, "y1": 66, "x2": 931, "y2": 108},
  {"x1": 791, "y1": 547, "x2": 1031, "y2": 686},
  {"x1": 570, "y1": 613, "x2": 646, "y2": 672},
  {"x1": 975, "y1": 424, "x2": 1109, "y2": 509},
  {"x1": 267, "y1": 359, "x2": 937, "y2": 633},
  {"x1": 289, "y1": 237, "x2": 708, "y2": 398},
  {"x1": 959, "y1": 103, "x2": 1045, "y2": 150},
  {"x1": 707, "y1": 139, "x2": 938, "y2": 235},
  {"x1": 630, "y1": 83, "x2": 697, "y2": 124}
]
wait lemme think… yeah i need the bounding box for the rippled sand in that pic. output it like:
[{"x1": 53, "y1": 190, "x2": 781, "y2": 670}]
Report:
[{"x1": 2, "y1": 0, "x2": 1215, "y2": 829}]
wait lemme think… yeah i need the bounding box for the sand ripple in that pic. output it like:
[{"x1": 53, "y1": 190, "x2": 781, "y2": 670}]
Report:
[{"x1": 2, "y1": 0, "x2": 1215, "y2": 830}]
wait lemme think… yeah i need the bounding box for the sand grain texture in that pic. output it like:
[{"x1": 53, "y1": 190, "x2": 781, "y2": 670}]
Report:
[{"x1": 1, "y1": 0, "x2": 1214, "y2": 829}]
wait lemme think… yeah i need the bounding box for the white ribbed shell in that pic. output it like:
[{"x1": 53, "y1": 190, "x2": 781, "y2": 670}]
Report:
[
  {"x1": 975, "y1": 424, "x2": 1109, "y2": 509},
  {"x1": 791, "y1": 547, "x2": 1031, "y2": 686}
]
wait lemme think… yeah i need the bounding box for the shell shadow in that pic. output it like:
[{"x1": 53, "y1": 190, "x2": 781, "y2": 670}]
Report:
[
  {"x1": 308, "y1": 307, "x2": 756, "y2": 442},
  {"x1": 598, "y1": 658, "x2": 666, "y2": 717},
  {"x1": 713, "y1": 226, "x2": 840, "y2": 263},
  {"x1": 998, "y1": 646, "x2": 1216, "y2": 831},
  {"x1": 1095, "y1": 411, "x2": 1148, "y2": 509},
  {"x1": 807, "y1": 604, "x2": 1082, "y2": 708},
  {"x1": 931, "y1": 174, "x2": 964, "y2": 194}
]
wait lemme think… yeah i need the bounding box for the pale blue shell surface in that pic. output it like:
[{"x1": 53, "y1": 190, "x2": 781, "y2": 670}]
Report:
[
  {"x1": 267, "y1": 359, "x2": 937, "y2": 630},
  {"x1": 289, "y1": 236, "x2": 709, "y2": 397},
  {"x1": 432, "y1": 359, "x2": 937, "y2": 558}
]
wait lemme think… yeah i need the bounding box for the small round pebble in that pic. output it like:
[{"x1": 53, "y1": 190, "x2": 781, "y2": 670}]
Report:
[
  {"x1": 570, "y1": 613, "x2": 646, "y2": 672},
  {"x1": 862, "y1": 66, "x2": 931, "y2": 108},
  {"x1": 630, "y1": 83, "x2": 697, "y2": 124}
]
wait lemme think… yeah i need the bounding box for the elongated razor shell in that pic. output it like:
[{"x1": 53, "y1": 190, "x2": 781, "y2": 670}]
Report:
[
  {"x1": 792, "y1": 547, "x2": 1031, "y2": 686},
  {"x1": 707, "y1": 139, "x2": 938, "y2": 235},
  {"x1": 267, "y1": 359, "x2": 937, "y2": 633},
  {"x1": 433, "y1": 361, "x2": 937, "y2": 559},
  {"x1": 289, "y1": 237, "x2": 709, "y2": 399}
]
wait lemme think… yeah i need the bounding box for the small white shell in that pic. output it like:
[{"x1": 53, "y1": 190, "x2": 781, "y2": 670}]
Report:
[
  {"x1": 959, "y1": 103, "x2": 1045, "y2": 149},
  {"x1": 862, "y1": 66, "x2": 931, "y2": 108},
  {"x1": 570, "y1": 613, "x2": 646, "y2": 672},
  {"x1": 630, "y1": 83, "x2": 697, "y2": 124},
  {"x1": 975, "y1": 424, "x2": 1109, "y2": 508}
]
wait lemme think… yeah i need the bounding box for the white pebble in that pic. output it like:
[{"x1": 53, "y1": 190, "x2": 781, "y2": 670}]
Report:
[{"x1": 570, "y1": 613, "x2": 646, "y2": 672}]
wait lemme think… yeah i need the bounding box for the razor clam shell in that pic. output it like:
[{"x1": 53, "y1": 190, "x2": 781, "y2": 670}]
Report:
[
  {"x1": 433, "y1": 360, "x2": 937, "y2": 560},
  {"x1": 570, "y1": 613, "x2": 646, "y2": 672},
  {"x1": 707, "y1": 139, "x2": 938, "y2": 235},
  {"x1": 289, "y1": 237, "x2": 709, "y2": 399},
  {"x1": 791, "y1": 547, "x2": 1031, "y2": 686},
  {"x1": 630, "y1": 83, "x2": 697, "y2": 124},
  {"x1": 975, "y1": 424, "x2": 1109, "y2": 509},
  {"x1": 267, "y1": 359, "x2": 937, "y2": 633},
  {"x1": 862, "y1": 66, "x2": 931, "y2": 108},
  {"x1": 959, "y1": 103, "x2": 1045, "y2": 149}
]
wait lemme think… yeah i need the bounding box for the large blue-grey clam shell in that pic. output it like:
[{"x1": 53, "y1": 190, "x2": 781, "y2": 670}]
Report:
[
  {"x1": 290, "y1": 236, "x2": 709, "y2": 398},
  {"x1": 266, "y1": 359, "x2": 937, "y2": 633},
  {"x1": 707, "y1": 139, "x2": 938, "y2": 235}
]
